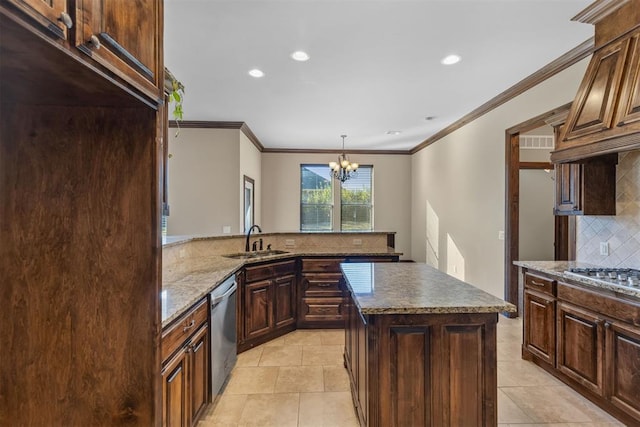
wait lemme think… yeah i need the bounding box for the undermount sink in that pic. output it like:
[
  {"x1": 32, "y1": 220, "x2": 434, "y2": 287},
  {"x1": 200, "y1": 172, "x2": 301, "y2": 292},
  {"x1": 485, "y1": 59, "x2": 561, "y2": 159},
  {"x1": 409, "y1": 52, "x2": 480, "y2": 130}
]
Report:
[{"x1": 222, "y1": 250, "x2": 290, "y2": 259}]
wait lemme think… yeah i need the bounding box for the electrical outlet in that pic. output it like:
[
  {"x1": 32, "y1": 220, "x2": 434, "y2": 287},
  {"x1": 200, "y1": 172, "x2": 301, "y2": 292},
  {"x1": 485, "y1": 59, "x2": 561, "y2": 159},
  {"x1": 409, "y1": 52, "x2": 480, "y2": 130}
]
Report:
[
  {"x1": 353, "y1": 239, "x2": 362, "y2": 246},
  {"x1": 179, "y1": 249, "x2": 186, "y2": 258},
  {"x1": 222, "y1": 225, "x2": 231, "y2": 234},
  {"x1": 285, "y1": 239, "x2": 295, "y2": 247},
  {"x1": 600, "y1": 242, "x2": 609, "y2": 256}
]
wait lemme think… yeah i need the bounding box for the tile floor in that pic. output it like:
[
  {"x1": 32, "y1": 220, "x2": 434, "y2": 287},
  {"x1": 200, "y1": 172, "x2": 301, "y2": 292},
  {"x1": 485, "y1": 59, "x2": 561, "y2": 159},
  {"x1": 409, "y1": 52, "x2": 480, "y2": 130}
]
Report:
[{"x1": 198, "y1": 317, "x2": 625, "y2": 427}]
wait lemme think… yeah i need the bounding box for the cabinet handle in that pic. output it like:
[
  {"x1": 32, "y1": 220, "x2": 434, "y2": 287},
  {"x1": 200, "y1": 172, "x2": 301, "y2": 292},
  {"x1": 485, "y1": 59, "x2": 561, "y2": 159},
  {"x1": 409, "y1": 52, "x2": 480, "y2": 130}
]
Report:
[
  {"x1": 58, "y1": 12, "x2": 73, "y2": 29},
  {"x1": 530, "y1": 280, "x2": 546, "y2": 287},
  {"x1": 88, "y1": 35, "x2": 101, "y2": 50},
  {"x1": 317, "y1": 283, "x2": 332, "y2": 287},
  {"x1": 183, "y1": 319, "x2": 195, "y2": 332}
]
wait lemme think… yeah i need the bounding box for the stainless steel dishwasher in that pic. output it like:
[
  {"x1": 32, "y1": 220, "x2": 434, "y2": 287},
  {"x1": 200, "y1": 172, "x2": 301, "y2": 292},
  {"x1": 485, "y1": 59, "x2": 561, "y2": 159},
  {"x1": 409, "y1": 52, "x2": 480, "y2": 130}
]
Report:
[{"x1": 210, "y1": 275, "x2": 237, "y2": 396}]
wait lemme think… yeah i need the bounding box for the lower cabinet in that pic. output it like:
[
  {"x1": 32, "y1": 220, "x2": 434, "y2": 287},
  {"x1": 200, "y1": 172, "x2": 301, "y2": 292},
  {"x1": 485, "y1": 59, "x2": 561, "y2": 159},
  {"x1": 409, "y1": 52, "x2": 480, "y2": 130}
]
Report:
[
  {"x1": 161, "y1": 298, "x2": 210, "y2": 427},
  {"x1": 299, "y1": 256, "x2": 398, "y2": 328},
  {"x1": 238, "y1": 259, "x2": 297, "y2": 352},
  {"x1": 521, "y1": 268, "x2": 640, "y2": 425},
  {"x1": 344, "y1": 290, "x2": 498, "y2": 426}
]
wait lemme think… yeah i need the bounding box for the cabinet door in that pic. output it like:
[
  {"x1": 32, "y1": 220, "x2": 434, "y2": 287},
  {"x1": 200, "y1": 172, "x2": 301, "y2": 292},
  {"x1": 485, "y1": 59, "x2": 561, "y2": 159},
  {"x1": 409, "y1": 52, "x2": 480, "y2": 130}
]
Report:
[
  {"x1": 244, "y1": 279, "x2": 273, "y2": 340},
  {"x1": 524, "y1": 290, "x2": 555, "y2": 365},
  {"x1": 74, "y1": 0, "x2": 161, "y2": 98},
  {"x1": 6, "y1": 0, "x2": 70, "y2": 39},
  {"x1": 356, "y1": 310, "x2": 368, "y2": 427},
  {"x1": 616, "y1": 30, "x2": 640, "y2": 128},
  {"x1": 560, "y1": 37, "x2": 630, "y2": 145},
  {"x1": 557, "y1": 302, "x2": 604, "y2": 396},
  {"x1": 605, "y1": 321, "x2": 640, "y2": 420},
  {"x1": 274, "y1": 274, "x2": 296, "y2": 328},
  {"x1": 554, "y1": 163, "x2": 580, "y2": 214},
  {"x1": 189, "y1": 324, "x2": 210, "y2": 426},
  {"x1": 162, "y1": 350, "x2": 188, "y2": 427}
]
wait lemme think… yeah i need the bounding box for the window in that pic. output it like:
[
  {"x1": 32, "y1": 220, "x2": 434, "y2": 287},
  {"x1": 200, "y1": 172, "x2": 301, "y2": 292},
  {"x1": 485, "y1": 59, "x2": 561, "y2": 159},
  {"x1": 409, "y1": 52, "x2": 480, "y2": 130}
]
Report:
[
  {"x1": 341, "y1": 165, "x2": 373, "y2": 231},
  {"x1": 300, "y1": 164, "x2": 373, "y2": 231},
  {"x1": 300, "y1": 165, "x2": 333, "y2": 231}
]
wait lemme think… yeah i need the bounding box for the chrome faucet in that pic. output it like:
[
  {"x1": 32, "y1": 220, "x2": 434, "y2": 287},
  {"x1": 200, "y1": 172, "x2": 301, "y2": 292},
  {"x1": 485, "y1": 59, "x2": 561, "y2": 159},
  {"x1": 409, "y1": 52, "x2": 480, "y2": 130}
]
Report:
[{"x1": 245, "y1": 224, "x2": 262, "y2": 252}]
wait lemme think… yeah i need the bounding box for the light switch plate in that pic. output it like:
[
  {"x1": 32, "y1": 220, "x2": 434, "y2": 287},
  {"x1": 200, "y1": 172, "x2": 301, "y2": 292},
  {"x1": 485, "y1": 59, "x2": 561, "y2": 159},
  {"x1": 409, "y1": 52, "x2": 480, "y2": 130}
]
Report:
[
  {"x1": 285, "y1": 239, "x2": 295, "y2": 247},
  {"x1": 353, "y1": 239, "x2": 362, "y2": 246},
  {"x1": 498, "y1": 231, "x2": 505, "y2": 240}
]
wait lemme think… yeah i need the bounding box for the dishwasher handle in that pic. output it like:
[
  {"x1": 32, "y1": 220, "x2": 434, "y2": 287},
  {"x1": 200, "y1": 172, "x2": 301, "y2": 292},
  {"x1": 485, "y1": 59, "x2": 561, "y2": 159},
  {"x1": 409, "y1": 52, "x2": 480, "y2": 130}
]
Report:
[{"x1": 211, "y1": 281, "x2": 237, "y2": 307}]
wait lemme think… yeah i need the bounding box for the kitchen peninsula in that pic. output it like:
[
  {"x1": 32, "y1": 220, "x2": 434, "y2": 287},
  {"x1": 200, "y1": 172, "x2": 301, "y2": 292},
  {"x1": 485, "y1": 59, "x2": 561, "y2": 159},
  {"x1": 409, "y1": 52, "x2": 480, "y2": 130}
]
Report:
[{"x1": 341, "y1": 263, "x2": 516, "y2": 427}]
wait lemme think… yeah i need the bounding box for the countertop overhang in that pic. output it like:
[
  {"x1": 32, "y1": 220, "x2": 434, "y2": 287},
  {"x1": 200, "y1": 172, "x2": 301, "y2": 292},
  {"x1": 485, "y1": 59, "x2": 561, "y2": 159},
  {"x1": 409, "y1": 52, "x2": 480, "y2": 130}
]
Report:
[{"x1": 341, "y1": 262, "x2": 516, "y2": 315}]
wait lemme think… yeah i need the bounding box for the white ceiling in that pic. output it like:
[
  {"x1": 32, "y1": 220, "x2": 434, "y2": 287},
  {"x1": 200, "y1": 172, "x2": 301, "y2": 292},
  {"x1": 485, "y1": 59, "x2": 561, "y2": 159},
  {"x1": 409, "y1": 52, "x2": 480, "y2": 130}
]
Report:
[{"x1": 164, "y1": 0, "x2": 593, "y2": 151}]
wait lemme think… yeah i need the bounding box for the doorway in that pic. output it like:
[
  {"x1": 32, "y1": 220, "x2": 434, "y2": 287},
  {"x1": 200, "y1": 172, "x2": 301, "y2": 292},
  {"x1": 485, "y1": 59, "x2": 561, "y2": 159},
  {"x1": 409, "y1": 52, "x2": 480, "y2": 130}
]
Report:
[{"x1": 504, "y1": 103, "x2": 575, "y2": 316}]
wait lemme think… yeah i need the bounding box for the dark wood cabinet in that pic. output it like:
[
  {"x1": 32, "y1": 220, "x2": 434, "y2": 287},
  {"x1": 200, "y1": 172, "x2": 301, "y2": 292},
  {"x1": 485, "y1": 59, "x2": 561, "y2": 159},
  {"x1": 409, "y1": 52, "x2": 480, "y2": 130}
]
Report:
[
  {"x1": 605, "y1": 320, "x2": 640, "y2": 420},
  {"x1": 298, "y1": 256, "x2": 398, "y2": 328},
  {"x1": 524, "y1": 289, "x2": 556, "y2": 365},
  {"x1": 238, "y1": 260, "x2": 297, "y2": 352},
  {"x1": 74, "y1": 0, "x2": 162, "y2": 99},
  {"x1": 557, "y1": 301, "x2": 604, "y2": 396},
  {"x1": 344, "y1": 290, "x2": 498, "y2": 426},
  {"x1": 5, "y1": 0, "x2": 71, "y2": 39},
  {"x1": 522, "y1": 267, "x2": 640, "y2": 425},
  {"x1": 551, "y1": 4, "x2": 640, "y2": 162},
  {"x1": 161, "y1": 298, "x2": 210, "y2": 427},
  {"x1": 554, "y1": 155, "x2": 617, "y2": 216}
]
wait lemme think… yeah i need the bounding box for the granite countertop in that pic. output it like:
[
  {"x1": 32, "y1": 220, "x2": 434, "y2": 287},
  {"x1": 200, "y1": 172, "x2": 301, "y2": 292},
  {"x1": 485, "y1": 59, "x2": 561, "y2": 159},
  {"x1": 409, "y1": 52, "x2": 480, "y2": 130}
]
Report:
[
  {"x1": 341, "y1": 263, "x2": 516, "y2": 315},
  {"x1": 162, "y1": 247, "x2": 402, "y2": 327},
  {"x1": 514, "y1": 260, "x2": 640, "y2": 299}
]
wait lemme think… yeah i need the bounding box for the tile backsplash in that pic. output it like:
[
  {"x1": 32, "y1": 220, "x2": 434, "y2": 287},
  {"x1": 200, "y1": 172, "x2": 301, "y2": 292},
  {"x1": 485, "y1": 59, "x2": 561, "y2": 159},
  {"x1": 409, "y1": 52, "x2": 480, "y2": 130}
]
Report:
[{"x1": 576, "y1": 150, "x2": 640, "y2": 268}]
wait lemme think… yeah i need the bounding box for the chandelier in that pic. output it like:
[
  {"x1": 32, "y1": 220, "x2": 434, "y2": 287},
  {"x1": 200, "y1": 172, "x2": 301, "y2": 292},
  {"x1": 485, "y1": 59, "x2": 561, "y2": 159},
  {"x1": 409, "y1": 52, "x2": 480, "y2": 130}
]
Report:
[{"x1": 329, "y1": 135, "x2": 359, "y2": 182}]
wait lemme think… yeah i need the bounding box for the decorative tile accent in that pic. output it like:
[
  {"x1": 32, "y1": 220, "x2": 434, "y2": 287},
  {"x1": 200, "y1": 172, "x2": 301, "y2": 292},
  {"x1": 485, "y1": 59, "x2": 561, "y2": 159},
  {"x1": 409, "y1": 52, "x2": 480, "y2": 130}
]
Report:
[{"x1": 576, "y1": 151, "x2": 640, "y2": 268}]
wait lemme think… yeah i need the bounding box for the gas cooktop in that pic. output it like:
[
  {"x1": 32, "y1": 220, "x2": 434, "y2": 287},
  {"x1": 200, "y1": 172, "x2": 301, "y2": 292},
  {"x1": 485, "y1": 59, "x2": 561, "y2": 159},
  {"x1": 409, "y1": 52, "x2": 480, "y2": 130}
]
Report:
[{"x1": 565, "y1": 267, "x2": 640, "y2": 288}]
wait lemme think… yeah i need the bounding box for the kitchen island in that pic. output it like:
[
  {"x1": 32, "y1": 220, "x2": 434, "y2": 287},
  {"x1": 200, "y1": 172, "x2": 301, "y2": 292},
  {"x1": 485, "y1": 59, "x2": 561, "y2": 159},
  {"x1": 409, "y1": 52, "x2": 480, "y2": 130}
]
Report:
[{"x1": 341, "y1": 263, "x2": 516, "y2": 427}]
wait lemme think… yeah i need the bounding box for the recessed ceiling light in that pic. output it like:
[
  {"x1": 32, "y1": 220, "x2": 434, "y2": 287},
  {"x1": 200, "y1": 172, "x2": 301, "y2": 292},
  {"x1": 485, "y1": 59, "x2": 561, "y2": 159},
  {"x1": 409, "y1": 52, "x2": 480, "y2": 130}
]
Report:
[
  {"x1": 440, "y1": 54, "x2": 461, "y2": 65},
  {"x1": 248, "y1": 69, "x2": 265, "y2": 78},
  {"x1": 424, "y1": 116, "x2": 437, "y2": 121},
  {"x1": 386, "y1": 130, "x2": 402, "y2": 135},
  {"x1": 291, "y1": 51, "x2": 310, "y2": 62}
]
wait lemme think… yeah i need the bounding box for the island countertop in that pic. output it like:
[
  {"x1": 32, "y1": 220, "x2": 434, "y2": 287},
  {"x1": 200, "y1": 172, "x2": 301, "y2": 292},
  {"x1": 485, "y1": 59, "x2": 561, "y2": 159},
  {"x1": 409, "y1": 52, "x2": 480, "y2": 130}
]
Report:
[{"x1": 341, "y1": 262, "x2": 516, "y2": 315}]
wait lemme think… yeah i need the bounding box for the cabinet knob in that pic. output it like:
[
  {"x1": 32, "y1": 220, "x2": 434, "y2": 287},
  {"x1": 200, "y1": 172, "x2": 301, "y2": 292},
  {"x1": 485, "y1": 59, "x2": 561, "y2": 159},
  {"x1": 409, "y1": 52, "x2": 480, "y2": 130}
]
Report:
[
  {"x1": 604, "y1": 321, "x2": 611, "y2": 329},
  {"x1": 573, "y1": 205, "x2": 579, "y2": 211},
  {"x1": 88, "y1": 35, "x2": 101, "y2": 50},
  {"x1": 58, "y1": 12, "x2": 73, "y2": 29}
]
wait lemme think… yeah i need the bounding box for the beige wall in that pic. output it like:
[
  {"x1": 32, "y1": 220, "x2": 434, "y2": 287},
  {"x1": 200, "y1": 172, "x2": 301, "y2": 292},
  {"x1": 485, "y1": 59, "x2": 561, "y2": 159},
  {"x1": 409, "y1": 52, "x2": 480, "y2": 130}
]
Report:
[
  {"x1": 167, "y1": 128, "x2": 241, "y2": 236},
  {"x1": 261, "y1": 152, "x2": 412, "y2": 259},
  {"x1": 239, "y1": 132, "x2": 262, "y2": 230},
  {"x1": 410, "y1": 57, "x2": 590, "y2": 298},
  {"x1": 519, "y1": 169, "x2": 555, "y2": 261}
]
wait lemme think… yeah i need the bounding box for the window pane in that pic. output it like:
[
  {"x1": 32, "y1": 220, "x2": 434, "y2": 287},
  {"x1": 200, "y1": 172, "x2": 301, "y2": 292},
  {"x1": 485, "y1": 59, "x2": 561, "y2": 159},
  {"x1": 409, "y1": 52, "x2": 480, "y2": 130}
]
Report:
[
  {"x1": 301, "y1": 205, "x2": 332, "y2": 230},
  {"x1": 301, "y1": 164, "x2": 333, "y2": 231},
  {"x1": 341, "y1": 166, "x2": 373, "y2": 231}
]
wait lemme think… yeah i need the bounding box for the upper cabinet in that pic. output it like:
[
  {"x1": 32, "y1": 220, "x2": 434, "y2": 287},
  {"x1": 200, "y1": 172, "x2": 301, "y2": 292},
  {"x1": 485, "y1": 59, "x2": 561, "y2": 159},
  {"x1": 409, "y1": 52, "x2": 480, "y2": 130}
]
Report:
[
  {"x1": 75, "y1": 0, "x2": 162, "y2": 101},
  {"x1": 1, "y1": 0, "x2": 162, "y2": 105},
  {"x1": 551, "y1": 0, "x2": 640, "y2": 162},
  {"x1": 5, "y1": 0, "x2": 71, "y2": 39}
]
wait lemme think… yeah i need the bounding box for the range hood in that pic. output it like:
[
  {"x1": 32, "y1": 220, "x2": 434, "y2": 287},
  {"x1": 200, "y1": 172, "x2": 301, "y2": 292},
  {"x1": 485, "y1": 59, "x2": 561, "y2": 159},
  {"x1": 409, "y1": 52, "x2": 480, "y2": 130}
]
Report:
[{"x1": 551, "y1": 0, "x2": 640, "y2": 163}]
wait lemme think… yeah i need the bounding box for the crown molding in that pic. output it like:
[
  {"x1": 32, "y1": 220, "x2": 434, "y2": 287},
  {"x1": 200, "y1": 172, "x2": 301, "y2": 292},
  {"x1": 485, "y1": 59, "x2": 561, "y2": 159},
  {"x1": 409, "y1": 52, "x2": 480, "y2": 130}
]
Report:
[
  {"x1": 410, "y1": 37, "x2": 594, "y2": 154},
  {"x1": 572, "y1": 0, "x2": 629, "y2": 24},
  {"x1": 262, "y1": 148, "x2": 410, "y2": 155},
  {"x1": 168, "y1": 120, "x2": 264, "y2": 151}
]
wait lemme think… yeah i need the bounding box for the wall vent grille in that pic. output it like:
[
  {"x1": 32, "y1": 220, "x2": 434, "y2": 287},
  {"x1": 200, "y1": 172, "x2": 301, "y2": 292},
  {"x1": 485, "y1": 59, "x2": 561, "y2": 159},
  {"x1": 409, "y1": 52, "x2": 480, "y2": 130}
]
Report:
[{"x1": 521, "y1": 135, "x2": 554, "y2": 149}]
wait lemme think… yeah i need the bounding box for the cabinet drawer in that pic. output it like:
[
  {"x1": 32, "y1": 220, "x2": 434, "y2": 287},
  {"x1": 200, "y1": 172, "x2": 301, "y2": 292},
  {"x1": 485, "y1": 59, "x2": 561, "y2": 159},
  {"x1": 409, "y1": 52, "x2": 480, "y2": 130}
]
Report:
[
  {"x1": 524, "y1": 273, "x2": 555, "y2": 296},
  {"x1": 245, "y1": 260, "x2": 296, "y2": 283},
  {"x1": 301, "y1": 258, "x2": 345, "y2": 273},
  {"x1": 301, "y1": 273, "x2": 343, "y2": 297},
  {"x1": 162, "y1": 297, "x2": 208, "y2": 362},
  {"x1": 558, "y1": 282, "x2": 640, "y2": 325},
  {"x1": 301, "y1": 297, "x2": 345, "y2": 321}
]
